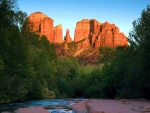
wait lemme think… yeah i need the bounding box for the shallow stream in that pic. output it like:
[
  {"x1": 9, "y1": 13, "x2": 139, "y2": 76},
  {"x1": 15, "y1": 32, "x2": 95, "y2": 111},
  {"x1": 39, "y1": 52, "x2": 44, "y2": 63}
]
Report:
[{"x1": 0, "y1": 99, "x2": 78, "y2": 113}]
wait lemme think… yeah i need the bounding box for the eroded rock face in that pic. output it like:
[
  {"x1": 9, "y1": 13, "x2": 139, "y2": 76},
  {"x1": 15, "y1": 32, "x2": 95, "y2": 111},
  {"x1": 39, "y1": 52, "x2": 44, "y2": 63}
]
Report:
[
  {"x1": 28, "y1": 12, "x2": 128, "y2": 47},
  {"x1": 74, "y1": 19, "x2": 91, "y2": 42},
  {"x1": 41, "y1": 17, "x2": 53, "y2": 42},
  {"x1": 28, "y1": 12, "x2": 48, "y2": 32},
  {"x1": 28, "y1": 12, "x2": 63, "y2": 43},
  {"x1": 74, "y1": 19, "x2": 128, "y2": 48},
  {"x1": 65, "y1": 29, "x2": 72, "y2": 43},
  {"x1": 53, "y1": 24, "x2": 63, "y2": 43}
]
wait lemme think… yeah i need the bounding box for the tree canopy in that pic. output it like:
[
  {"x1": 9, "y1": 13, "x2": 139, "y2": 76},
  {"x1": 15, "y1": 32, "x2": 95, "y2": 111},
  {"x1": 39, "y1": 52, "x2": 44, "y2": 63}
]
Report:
[{"x1": 0, "y1": 0, "x2": 150, "y2": 102}]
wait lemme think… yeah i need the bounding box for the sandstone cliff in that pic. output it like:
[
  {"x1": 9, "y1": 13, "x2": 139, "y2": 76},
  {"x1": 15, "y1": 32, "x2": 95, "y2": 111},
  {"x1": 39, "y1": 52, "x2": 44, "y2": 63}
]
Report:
[
  {"x1": 53, "y1": 24, "x2": 63, "y2": 43},
  {"x1": 28, "y1": 12, "x2": 128, "y2": 48},
  {"x1": 28, "y1": 12, "x2": 63, "y2": 43},
  {"x1": 40, "y1": 17, "x2": 53, "y2": 41},
  {"x1": 28, "y1": 12, "x2": 129, "y2": 65},
  {"x1": 74, "y1": 19, "x2": 128, "y2": 48}
]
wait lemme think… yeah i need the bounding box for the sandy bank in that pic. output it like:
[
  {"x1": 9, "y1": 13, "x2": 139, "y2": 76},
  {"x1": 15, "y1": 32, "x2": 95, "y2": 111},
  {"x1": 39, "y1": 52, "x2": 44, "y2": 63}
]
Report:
[{"x1": 71, "y1": 99, "x2": 150, "y2": 113}]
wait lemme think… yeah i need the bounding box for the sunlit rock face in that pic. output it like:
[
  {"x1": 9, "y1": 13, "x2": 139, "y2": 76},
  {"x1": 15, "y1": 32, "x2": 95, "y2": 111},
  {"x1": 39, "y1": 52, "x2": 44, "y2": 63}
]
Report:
[
  {"x1": 28, "y1": 12, "x2": 128, "y2": 47},
  {"x1": 41, "y1": 17, "x2": 54, "y2": 42},
  {"x1": 28, "y1": 12, "x2": 63, "y2": 43},
  {"x1": 74, "y1": 19, "x2": 128, "y2": 48},
  {"x1": 28, "y1": 12, "x2": 48, "y2": 32},
  {"x1": 64, "y1": 29, "x2": 72, "y2": 43},
  {"x1": 53, "y1": 24, "x2": 63, "y2": 43},
  {"x1": 74, "y1": 19, "x2": 91, "y2": 42}
]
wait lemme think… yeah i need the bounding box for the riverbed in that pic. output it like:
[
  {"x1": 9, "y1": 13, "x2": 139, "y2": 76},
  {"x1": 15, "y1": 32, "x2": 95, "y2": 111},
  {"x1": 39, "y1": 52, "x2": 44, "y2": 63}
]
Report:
[
  {"x1": 1, "y1": 99, "x2": 150, "y2": 113},
  {"x1": 0, "y1": 99, "x2": 85, "y2": 113}
]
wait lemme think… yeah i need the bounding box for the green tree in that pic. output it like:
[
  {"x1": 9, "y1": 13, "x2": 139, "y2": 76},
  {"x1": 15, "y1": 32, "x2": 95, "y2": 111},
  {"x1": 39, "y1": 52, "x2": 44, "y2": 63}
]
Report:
[
  {"x1": 128, "y1": 5, "x2": 150, "y2": 98},
  {"x1": 23, "y1": 33, "x2": 58, "y2": 99},
  {"x1": 0, "y1": 0, "x2": 34, "y2": 102},
  {"x1": 55, "y1": 57, "x2": 81, "y2": 97},
  {"x1": 98, "y1": 47, "x2": 116, "y2": 64}
]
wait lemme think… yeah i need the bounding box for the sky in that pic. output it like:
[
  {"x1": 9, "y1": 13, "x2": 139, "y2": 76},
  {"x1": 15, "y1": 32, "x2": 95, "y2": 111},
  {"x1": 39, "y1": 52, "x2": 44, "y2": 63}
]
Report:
[{"x1": 18, "y1": 0, "x2": 150, "y2": 40}]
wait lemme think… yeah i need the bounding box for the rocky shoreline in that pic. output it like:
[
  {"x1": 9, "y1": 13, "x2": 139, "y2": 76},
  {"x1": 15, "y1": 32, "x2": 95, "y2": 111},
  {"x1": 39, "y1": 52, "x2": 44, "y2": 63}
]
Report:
[
  {"x1": 2, "y1": 99, "x2": 150, "y2": 113},
  {"x1": 71, "y1": 99, "x2": 150, "y2": 113}
]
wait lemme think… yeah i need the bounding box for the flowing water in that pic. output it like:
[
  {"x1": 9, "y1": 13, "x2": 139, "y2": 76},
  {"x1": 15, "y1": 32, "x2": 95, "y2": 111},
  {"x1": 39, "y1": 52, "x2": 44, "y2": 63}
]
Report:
[{"x1": 0, "y1": 99, "x2": 78, "y2": 113}]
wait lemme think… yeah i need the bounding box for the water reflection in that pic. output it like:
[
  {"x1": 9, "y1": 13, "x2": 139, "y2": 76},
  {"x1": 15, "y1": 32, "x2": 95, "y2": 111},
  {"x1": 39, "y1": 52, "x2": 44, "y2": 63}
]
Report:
[{"x1": 0, "y1": 99, "x2": 86, "y2": 113}]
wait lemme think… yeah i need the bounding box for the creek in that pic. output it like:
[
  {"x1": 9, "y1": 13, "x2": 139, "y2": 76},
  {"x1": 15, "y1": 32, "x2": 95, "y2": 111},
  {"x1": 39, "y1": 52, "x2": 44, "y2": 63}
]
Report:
[{"x1": 0, "y1": 99, "x2": 78, "y2": 113}]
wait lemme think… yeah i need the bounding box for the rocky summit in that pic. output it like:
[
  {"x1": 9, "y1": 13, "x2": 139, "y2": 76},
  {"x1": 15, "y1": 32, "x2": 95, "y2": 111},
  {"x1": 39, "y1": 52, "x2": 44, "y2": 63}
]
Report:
[
  {"x1": 28, "y1": 12, "x2": 128, "y2": 62},
  {"x1": 28, "y1": 12, "x2": 63, "y2": 43},
  {"x1": 28, "y1": 12, "x2": 128, "y2": 47},
  {"x1": 74, "y1": 19, "x2": 128, "y2": 48}
]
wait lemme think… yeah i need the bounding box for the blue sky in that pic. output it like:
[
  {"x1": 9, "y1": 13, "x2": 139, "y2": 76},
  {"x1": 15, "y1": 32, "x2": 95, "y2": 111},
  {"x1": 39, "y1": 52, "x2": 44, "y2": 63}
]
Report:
[{"x1": 18, "y1": 0, "x2": 150, "y2": 39}]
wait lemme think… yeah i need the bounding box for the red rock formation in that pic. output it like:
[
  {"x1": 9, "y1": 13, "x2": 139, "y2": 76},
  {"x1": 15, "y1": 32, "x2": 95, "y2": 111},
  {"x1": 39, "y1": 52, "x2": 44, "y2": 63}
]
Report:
[
  {"x1": 74, "y1": 19, "x2": 90, "y2": 42},
  {"x1": 41, "y1": 17, "x2": 53, "y2": 42},
  {"x1": 65, "y1": 29, "x2": 72, "y2": 43},
  {"x1": 28, "y1": 12, "x2": 48, "y2": 32},
  {"x1": 55, "y1": 43, "x2": 67, "y2": 56},
  {"x1": 28, "y1": 12, "x2": 63, "y2": 43},
  {"x1": 74, "y1": 19, "x2": 128, "y2": 48},
  {"x1": 53, "y1": 24, "x2": 63, "y2": 43},
  {"x1": 95, "y1": 22, "x2": 128, "y2": 47},
  {"x1": 28, "y1": 12, "x2": 128, "y2": 47}
]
